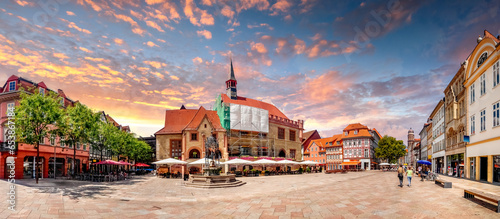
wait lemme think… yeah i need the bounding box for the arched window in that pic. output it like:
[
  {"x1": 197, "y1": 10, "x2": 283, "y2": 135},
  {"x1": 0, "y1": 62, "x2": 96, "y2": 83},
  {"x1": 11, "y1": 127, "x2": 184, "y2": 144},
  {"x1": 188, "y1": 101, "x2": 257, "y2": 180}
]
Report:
[{"x1": 189, "y1": 149, "x2": 200, "y2": 159}]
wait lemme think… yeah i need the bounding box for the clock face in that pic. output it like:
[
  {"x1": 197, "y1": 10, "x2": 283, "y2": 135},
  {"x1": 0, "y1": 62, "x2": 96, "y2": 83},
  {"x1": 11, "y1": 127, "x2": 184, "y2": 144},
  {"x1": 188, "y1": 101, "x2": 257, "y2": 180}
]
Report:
[{"x1": 477, "y1": 52, "x2": 488, "y2": 68}]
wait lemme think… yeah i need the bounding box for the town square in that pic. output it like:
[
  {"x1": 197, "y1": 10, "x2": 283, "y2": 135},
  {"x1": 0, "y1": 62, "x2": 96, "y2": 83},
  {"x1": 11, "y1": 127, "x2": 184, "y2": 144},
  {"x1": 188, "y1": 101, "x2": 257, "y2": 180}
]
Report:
[{"x1": 1, "y1": 0, "x2": 500, "y2": 218}]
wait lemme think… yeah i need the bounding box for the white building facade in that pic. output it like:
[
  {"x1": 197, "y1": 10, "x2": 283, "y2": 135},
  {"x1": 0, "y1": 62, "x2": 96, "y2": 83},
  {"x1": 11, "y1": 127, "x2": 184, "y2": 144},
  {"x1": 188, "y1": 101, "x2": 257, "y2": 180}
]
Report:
[
  {"x1": 464, "y1": 32, "x2": 500, "y2": 183},
  {"x1": 431, "y1": 99, "x2": 446, "y2": 174}
]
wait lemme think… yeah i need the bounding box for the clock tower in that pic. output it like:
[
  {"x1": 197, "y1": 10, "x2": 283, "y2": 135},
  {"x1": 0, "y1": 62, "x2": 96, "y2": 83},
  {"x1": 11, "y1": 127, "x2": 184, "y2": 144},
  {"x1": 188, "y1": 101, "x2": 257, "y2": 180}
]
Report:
[{"x1": 226, "y1": 60, "x2": 237, "y2": 100}]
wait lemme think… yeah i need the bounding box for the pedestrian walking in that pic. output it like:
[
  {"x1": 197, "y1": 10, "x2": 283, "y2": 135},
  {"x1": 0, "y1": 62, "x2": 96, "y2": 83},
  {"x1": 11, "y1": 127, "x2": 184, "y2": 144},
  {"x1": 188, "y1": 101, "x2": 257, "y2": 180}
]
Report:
[
  {"x1": 397, "y1": 165, "x2": 404, "y2": 187},
  {"x1": 406, "y1": 167, "x2": 414, "y2": 187},
  {"x1": 418, "y1": 165, "x2": 422, "y2": 178}
]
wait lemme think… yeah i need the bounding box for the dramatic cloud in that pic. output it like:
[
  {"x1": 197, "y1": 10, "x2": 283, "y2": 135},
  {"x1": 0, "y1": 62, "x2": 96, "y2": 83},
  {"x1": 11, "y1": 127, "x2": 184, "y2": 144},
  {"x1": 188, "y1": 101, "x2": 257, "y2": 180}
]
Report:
[{"x1": 197, "y1": 30, "x2": 212, "y2": 39}]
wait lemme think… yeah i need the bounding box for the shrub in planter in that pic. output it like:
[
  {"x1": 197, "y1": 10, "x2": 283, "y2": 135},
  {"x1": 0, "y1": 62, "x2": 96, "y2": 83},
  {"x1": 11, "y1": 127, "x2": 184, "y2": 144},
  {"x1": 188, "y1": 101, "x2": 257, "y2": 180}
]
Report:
[
  {"x1": 265, "y1": 170, "x2": 270, "y2": 176},
  {"x1": 306, "y1": 167, "x2": 311, "y2": 173},
  {"x1": 298, "y1": 167, "x2": 303, "y2": 174}
]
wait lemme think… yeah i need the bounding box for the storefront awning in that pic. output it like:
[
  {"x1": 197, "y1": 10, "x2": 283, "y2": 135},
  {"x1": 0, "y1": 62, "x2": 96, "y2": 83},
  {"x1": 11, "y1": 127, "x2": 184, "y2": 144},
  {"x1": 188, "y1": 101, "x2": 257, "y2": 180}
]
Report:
[{"x1": 341, "y1": 161, "x2": 360, "y2": 165}]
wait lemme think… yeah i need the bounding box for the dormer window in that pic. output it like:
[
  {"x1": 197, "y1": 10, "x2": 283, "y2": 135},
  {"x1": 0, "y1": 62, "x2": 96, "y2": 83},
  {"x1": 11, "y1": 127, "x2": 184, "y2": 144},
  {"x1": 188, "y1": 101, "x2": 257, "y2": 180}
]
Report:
[
  {"x1": 344, "y1": 131, "x2": 348, "y2": 136},
  {"x1": 39, "y1": 87, "x2": 45, "y2": 96},
  {"x1": 354, "y1": 130, "x2": 358, "y2": 134},
  {"x1": 8, "y1": 81, "x2": 16, "y2": 91}
]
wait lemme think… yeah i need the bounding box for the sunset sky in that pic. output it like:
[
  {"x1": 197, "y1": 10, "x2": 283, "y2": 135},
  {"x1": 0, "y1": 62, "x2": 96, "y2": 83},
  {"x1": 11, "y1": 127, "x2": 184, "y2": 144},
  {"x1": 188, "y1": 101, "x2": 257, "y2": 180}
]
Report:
[{"x1": 0, "y1": 0, "x2": 499, "y2": 145}]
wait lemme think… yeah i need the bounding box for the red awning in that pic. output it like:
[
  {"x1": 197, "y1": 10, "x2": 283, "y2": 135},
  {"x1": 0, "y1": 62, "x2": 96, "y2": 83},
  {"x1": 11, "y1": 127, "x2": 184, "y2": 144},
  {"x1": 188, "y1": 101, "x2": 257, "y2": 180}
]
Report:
[{"x1": 341, "y1": 161, "x2": 360, "y2": 166}]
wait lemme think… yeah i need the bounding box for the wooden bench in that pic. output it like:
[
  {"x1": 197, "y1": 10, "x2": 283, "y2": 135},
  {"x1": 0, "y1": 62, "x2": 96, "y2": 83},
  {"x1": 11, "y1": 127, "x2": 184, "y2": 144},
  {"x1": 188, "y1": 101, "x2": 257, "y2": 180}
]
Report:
[
  {"x1": 464, "y1": 189, "x2": 500, "y2": 213},
  {"x1": 325, "y1": 169, "x2": 347, "y2": 174},
  {"x1": 434, "y1": 178, "x2": 452, "y2": 188}
]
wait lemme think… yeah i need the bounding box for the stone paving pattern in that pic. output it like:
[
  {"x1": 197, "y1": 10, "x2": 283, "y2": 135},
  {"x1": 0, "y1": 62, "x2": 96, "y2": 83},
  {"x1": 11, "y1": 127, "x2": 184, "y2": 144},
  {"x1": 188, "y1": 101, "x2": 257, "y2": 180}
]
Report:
[{"x1": 1, "y1": 171, "x2": 500, "y2": 218}]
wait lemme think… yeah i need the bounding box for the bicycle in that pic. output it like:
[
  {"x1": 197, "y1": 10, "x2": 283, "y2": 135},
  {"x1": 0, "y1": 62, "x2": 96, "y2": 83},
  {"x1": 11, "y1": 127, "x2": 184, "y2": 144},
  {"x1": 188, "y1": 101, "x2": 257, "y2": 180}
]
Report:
[{"x1": 426, "y1": 172, "x2": 437, "y2": 181}]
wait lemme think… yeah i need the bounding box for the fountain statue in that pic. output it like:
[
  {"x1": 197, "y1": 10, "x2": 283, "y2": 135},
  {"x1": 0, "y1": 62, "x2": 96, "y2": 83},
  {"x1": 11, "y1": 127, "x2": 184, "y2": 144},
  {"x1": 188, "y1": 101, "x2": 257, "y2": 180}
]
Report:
[{"x1": 184, "y1": 135, "x2": 246, "y2": 188}]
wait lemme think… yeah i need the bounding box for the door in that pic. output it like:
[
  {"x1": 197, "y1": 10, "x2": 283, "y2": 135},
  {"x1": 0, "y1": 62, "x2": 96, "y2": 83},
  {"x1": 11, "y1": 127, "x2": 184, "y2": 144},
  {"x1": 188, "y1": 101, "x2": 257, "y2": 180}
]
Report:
[{"x1": 480, "y1": 157, "x2": 488, "y2": 181}]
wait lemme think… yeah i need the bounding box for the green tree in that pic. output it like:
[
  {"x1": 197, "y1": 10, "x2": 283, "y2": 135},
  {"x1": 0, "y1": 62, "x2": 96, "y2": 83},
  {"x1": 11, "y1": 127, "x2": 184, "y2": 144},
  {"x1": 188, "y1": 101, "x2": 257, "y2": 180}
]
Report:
[
  {"x1": 14, "y1": 88, "x2": 63, "y2": 184},
  {"x1": 375, "y1": 135, "x2": 407, "y2": 164},
  {"x1": 129, "y1": 140, "x2": 152, "y2": 163},
  {"x1": 88, "y1": 120, "x2": 118, "y2": 162},
  {"x1": 57, "y1": 103, "x2": 97, "y2": 177}
]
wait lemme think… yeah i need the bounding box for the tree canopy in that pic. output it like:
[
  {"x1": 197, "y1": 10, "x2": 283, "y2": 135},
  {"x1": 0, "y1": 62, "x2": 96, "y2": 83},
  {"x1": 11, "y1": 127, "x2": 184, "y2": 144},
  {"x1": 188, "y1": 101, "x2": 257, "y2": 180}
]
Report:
[
  {"x1": 374, "y1": 135, "x2": 406, "y2": 164},
  {"x1": 14, "y1": 88, "x2": 63, "y2": 183}
]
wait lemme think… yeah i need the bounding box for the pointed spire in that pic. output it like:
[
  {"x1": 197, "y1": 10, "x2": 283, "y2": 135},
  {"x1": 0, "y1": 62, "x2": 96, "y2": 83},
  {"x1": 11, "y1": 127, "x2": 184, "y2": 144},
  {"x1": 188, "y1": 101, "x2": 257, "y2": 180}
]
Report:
[
  {"x1": 230, "y1": 58, "x2": 236, "y2": 80},
  {"x1": 180, "y1": 105, "x2": 186, "y2": 110}
]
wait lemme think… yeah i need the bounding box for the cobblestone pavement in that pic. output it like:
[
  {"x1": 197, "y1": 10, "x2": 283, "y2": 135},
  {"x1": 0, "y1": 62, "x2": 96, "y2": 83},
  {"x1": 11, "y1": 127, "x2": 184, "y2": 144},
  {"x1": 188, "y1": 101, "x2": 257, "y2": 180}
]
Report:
[{"x1": 1, "y1": 171, "x2": 500, "y2": 218}]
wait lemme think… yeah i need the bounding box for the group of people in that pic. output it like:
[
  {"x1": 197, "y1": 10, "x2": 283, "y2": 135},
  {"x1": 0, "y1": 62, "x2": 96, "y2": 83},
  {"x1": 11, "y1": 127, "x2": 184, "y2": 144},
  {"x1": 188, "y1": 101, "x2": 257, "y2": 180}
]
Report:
[{"x1": 397, "y1": 164, "x2": 430, "y2": 187}]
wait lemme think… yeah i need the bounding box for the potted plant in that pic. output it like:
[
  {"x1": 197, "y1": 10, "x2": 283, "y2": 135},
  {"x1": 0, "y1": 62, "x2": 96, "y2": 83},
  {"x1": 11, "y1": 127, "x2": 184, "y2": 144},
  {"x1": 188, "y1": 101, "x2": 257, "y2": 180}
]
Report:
[
  {"x1": 306, "y1": 167, "x2": 311, "y2": 173},
  {"x1": 265, "y1": 170, "x2": 270, "y2": 176},
  {"x1": 251, "y1": 169, "x2": 258, "y2": 177},
  {"x1": 166, "y1": 172, "x2": 171, "y2": 178},
  {"x1": 243, "y1": 169, "x2": 248, "y2": 177},
  {"x1": 298, "y1": 167, "x2": 303, "y2": 174}
]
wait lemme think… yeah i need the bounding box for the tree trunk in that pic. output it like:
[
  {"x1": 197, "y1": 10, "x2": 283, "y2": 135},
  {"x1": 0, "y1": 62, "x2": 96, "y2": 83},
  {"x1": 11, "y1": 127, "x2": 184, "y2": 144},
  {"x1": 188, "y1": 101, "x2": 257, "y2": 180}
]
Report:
[
  {"x1": 35, "y1": 142, "x2": 39, "y2": 184},
  {"x1": 100, "y1": 147, "x2": 103, "y2": 174}
]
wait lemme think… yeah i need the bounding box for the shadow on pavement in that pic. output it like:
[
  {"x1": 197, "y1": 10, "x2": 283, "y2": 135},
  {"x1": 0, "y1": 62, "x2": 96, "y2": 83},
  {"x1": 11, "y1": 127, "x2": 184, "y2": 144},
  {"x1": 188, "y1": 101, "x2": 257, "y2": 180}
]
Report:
[{"x1": 13, "y1": 175, "x2": 152, "y2": 200}]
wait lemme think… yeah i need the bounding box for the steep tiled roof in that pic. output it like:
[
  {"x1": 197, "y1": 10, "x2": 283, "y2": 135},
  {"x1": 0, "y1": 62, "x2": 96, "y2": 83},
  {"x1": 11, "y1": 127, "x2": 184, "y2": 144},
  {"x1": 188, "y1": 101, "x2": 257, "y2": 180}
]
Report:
[
  {"x1": 221, "y1": 93, "x2": 288, "y2": 119},
  {"x1": 308, "y1": 136, "x2": 336, "y2": 149},
  {"x1": 155, "y1": 106, "x2": 224, "y2": 135},
  {"x1": 302, "y1": 130, "x2": 320, "y2": 143},
  {"x1": 343, "y1": 123, "x2": 368, "y2": 131},
  {"x1": 371, "y1": 128, "x2": 382, "y2": 139},
  {"x1": 342, "y1": 129, "x2": 372, "y2": 139},
  {"x1": 184, "y1": 106, "x2": 225, "y2": 131}
]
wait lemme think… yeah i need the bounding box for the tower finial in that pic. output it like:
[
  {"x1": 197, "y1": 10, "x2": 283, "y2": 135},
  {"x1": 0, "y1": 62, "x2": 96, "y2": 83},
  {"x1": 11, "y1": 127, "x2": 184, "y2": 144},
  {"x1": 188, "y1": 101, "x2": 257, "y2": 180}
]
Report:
[{"x1": 230, "y1": 58, "x2": 235, "y2": 80}]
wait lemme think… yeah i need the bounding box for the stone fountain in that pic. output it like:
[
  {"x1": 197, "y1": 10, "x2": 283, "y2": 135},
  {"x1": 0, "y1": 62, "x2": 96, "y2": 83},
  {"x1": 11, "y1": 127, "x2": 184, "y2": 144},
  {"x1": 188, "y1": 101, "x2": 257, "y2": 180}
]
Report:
[{"x1": 184, "y1": 136, "x2": 245, "y2": 188}]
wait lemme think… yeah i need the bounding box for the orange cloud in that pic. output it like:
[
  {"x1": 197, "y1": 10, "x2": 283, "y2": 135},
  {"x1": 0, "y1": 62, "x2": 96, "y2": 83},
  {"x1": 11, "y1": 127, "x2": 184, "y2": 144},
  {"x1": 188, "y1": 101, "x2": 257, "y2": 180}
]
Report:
[
  {"x1": 236, "y1": 0, "x2": 270, "y2": 12},
  {"x1": 184, "y1": 0, "x2": 214, "y2": 26},
  {"x1": 114, "y1": 38, "x2": 124, "y2": 45},
  {"x1": 129, "y1": 9, "x2": 144, "y2": 20},
  {"x1": 79, "y1": 47, "x2": 93, "y2": 53},
  {"x1": 157, "y1": 39, "x2": 166, "y2": 43},
  {"x1": 84, "y1": 57, "x2": 111, "y2": 63},
  {"x1": 14, "y1": 0, "x2": 35, "y2": 7},
  {"x1": 53, "y1": 53, "x2": 69, "y2": 60},
  {"x1": 271, "y1": 0, "x2": 293, "y2": 15},
  {"x1": 145, "y1": 20, "x2": 165, "y2": 32},
  {"x1": 170, "y1": 75, "x2": 180, "y2": 80},
  {"x1": 66, "y1": 21, "x2": 92, "y2": 34},
  {"x1": 145, "y1": 0, "x2": 166, "y2": 5},
  {"x1": 197, "y1": 30, "x2": 212, "y2": 39},
  {"x1": 146, "y1": 41, "x2": 159, "y2": 47},
  {"x1": 192, "y1": 57, "x2": 203, "y2": 64},
  {"x1": 66, "y1": 11, "x2": 76, "y2": 16},
  {"x1": 143, "y1": 60, "x2": 166, "y2": 68},
  {"x1": 251, "y1": 42, "x2": 268, "y2": 53},
  {"x1": 221, "y1": 5, "x2": 235, "y2": 19}
]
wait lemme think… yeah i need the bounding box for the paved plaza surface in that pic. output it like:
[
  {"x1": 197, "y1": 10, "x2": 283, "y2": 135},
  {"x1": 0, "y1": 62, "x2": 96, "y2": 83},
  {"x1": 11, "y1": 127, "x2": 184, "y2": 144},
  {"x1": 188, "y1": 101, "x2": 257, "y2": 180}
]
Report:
[{"x1": 1, "y1": 171, "x2": 500, "y2": 218}]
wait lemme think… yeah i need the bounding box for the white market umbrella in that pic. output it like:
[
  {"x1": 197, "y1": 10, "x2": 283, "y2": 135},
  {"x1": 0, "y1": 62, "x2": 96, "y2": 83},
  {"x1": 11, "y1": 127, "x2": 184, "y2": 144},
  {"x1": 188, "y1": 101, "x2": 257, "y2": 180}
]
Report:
[
  {"x1": 153, "y1": 158, "x2": 187, "y2": 174},
  {"x1": 277, "y1": 160, "x2": 299, "y2": 172},
  {"x1": 153, "y1": 158, "x2": 187, "y2": 165},
  {"x1": 252, "y1": 159, "x2": 277, "y2": 171},
  {"x1": 224, "y1": 158, "x2": 253, "y2": 165},
  {"x1": 300, "y1": 160, "x2": 318, "y2": 166},
  {"x1": 188, "y1": 158, "x2": 214, "y2": 165},
  {"x1": 224, "y1": 158, "x2": 252, "y2": 173},
  {"x1": 277, "y1": 160, "x2": 299, "y2": 165},
  {"x1": 252, "y1": 159, "x2": 277, "y2": 165},
  {"x1": 379, "y1": 163, "x2": 391, "y2": 166}
]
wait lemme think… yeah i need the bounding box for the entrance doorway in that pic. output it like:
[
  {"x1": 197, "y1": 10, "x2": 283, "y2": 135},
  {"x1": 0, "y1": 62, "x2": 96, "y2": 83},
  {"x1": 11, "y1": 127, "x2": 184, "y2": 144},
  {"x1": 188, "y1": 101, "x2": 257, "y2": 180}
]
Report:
[
  {"x1": 48, "y1": 157, "x2": 65, "y2": 178},
  {"x1": 278, "y1": 150, "x2": 286, "y2": 158},
  {"x1": 23, "y1": 156, "x2": 44, "y2": 179},
  {"x1": 480, "y1": 157, "x2": 488, "y2": 181}
]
